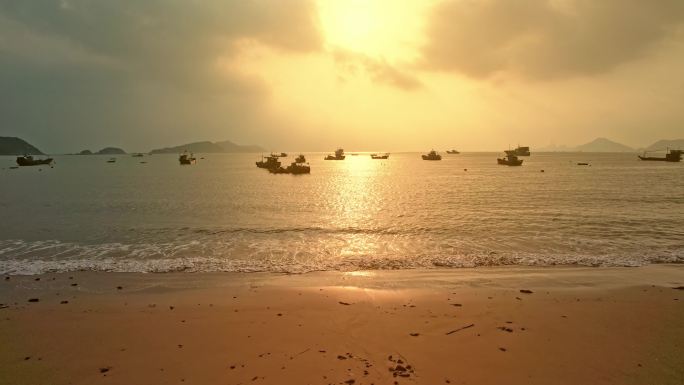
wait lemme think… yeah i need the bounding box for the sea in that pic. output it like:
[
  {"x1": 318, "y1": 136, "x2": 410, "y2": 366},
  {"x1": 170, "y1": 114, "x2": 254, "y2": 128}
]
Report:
[{"x1": 1, "y1": 152, "x2": 682, "y2": 275}]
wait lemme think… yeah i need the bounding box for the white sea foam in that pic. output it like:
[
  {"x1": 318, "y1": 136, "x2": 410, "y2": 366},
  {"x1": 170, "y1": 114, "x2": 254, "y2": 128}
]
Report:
[{"x1": 0, "y1": 238, "x2": 681, "y2": 275}]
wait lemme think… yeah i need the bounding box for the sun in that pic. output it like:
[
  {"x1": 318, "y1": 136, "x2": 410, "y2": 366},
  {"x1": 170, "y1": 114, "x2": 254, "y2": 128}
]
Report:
[
  {"x1": 317, "y1": 0, "x2": 379, "y2": 51},
  {"x1": 316, "y1": 0, "x2": 430, "y2": 60}
]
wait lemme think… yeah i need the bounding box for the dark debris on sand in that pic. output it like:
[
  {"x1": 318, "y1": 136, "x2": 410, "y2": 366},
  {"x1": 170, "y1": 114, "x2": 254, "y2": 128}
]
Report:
[
  {"x1": 446, "y1": 323, "x2": 474, "y2": 335},
  {"x1": 387, "y1": 355, "x2": 416, "y2": 379},
  {"x1": 519, "y1": 289, "x2": 533, "y2": 294}
]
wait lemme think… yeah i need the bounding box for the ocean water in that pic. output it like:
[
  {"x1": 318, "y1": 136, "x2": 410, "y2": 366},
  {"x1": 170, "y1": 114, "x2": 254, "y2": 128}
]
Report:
[{"x1": 1, "y1": 152, "x2": 682, "y2": 274}]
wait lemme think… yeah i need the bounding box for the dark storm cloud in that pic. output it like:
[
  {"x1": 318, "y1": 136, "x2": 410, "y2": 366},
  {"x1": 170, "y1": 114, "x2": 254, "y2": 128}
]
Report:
[
  {"x1": 0, "y1": 0, "x2": 321, "y2": 152},
  {"x1": 421, "y1": 0, "x2": 684, "y2": 80}
]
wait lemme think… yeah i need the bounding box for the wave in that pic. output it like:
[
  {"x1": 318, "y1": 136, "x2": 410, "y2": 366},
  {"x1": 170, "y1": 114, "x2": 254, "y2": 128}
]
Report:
[{"x1": 0, "y1": 238, "x2": 682, "y2": 275}]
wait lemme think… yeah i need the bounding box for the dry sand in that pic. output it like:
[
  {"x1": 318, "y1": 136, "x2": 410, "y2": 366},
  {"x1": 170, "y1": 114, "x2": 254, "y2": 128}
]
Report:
[{"x1": 1, "y1": 265, "x2": 683, "y2": 385}]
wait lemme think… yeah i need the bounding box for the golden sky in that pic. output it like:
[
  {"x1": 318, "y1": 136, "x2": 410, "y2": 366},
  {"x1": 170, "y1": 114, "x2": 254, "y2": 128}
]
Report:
[{"x1": 1, "y1": 0, "x2": 683, "y2": 152}]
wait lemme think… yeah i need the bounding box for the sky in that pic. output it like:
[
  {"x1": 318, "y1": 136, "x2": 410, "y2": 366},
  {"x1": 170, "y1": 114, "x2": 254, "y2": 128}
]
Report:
[{"x1": 1, "y1": 0, "x2": 683, "y2": 153}]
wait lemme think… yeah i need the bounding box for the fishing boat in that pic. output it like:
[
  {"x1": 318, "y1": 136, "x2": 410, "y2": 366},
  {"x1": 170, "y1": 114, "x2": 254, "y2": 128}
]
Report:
[
  {"x1": 131, "y1": 153, "x2": 144, "y2": 157},
  {"x1": 107, "y1": 158, "x2": 116, "y2": 163},
  {"x1": 371, "y1": 153, "x2": 389, "y2": 159},
  {"x1": 325, "y1": 148, "x2": 345, "y2": 160},
  {"x1": 512, "y1": 146, "x2": 531, "y2": 156},
  {"x1": 179, "y1": 152, "x2": 196, "y2": 165},
  {"x1": 638, "y1": 149, "x2": 682, "y2": 162},
  {"x1": 268, "y1": 162, "x2": 311, "y2": 174},
  {"x1": 295, "y1": 154, "x2": 306, "y2": 163},
  {"x1": 446, "y1": 149, "x2": 460, "y2": 154},
  {"x1": 256, "y1": 155, "x2": 281, "y2": 169},
  {"x1": 497, "y1": 153, "x2": 523, "y2": 166},
  {"x1": 422, "y1": 150, "x2": 441, "y2": 161},
  {"x1": 286, "y1": 162, "x2": 310, "y2": 174},
  {"x1": 16, "y1": 155, "x2": 53, "y2": 166}
]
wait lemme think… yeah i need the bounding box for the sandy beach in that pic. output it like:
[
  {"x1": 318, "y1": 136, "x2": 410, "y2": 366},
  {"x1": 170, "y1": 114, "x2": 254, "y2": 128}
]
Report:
[{"x1": 1, "y1": 265, "x2": 683, "y2": 385}]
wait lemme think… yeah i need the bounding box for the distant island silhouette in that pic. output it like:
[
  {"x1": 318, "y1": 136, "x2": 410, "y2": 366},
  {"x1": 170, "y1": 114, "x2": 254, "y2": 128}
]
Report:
[
  {"x1": 149, "y1": 140, "x2": 264, "y2": 154},
  {"x1": 74, "y1": 147, "x2": 126, "y2": 155},
  {"x1": 2, "y1": 136, "x2": 682, "y2": 156},
  {"x1": 0, "y1": 136, "x2": 45, "y2": 155},
  {"x1": 539, "y1": 137, "x2": 684, "y2": 152},
  {"x1": 643, "y1": 139, "x2": 684, "y2": 151}
]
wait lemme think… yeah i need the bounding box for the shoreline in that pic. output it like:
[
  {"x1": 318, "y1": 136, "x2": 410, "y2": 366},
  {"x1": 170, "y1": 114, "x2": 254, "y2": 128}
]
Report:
[{"x1": 2, "y1": 265, "x2": 683, "y2": 384}]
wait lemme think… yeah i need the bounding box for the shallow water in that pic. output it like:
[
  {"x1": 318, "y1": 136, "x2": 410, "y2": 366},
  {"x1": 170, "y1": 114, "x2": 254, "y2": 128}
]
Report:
[{"x1": 1, "y1": 152, "x2": 682, "y2": 274}]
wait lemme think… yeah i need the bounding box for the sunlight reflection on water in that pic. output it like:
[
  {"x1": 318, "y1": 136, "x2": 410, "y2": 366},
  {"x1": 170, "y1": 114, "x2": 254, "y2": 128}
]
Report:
[{"x1": 0, "y1": 152, "x2": 682, "y2": 274}]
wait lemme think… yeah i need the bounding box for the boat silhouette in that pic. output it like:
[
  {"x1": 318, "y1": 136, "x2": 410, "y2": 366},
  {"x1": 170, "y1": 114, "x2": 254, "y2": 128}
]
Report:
[
  {"x1": 497, "y1": 153, "x2": 523, "y2": 166},
  {"x1": 325, "y1": 148, "x2": 345, "y2": 160},
  {"x1": 179, "y1": 151, "x2": 196, "y2": 165},
  {"x1": 422, "y1": 150, "x2": 441, "y2": 161},
  {"x1": 506, "y1": 146, "x2": 530, "y2": 156},
  {"x1": 269, "y1": 162, "x2": 311, "y2": 174},
  {"x1": 638, "y1": 149, "x2": 682, "y2": 162},
  {"x1": 16, "y1": 155, "x2": 53, "y2": 166},
  {"x1": 256, "y1": 155, "x2": 281, "y2": 169}
]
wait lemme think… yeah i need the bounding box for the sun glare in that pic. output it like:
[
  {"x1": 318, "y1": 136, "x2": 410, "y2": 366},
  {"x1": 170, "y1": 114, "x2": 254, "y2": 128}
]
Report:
[{"x1": 317, "y1": 0, "x2": 430, "y2": 60}]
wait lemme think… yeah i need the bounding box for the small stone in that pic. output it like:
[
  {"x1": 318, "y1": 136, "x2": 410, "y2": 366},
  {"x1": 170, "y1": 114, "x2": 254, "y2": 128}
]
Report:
[
  {"x1": 519, "y1": 289, "x2": 533, "y2": 294},
  {"x1": 28, "y1": 298, "x2": 39, "y2": 303}
]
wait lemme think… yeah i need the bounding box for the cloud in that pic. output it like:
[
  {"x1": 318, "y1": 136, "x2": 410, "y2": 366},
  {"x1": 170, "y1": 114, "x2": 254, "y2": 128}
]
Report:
[
  {"x1": 0, "y1": 0, "x2": 322, "y2": 151},
  {"x1": 333, "y1": 48, "x2": 422, "y2": 91},
  {"x1": 421, "y1": 0, "x2": 684, "y2": 80}
]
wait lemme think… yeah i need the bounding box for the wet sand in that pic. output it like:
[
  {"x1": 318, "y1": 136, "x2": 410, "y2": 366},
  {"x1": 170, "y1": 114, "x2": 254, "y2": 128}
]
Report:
[{"x1": 1, "y1": 265, "x2": 683, "y2": 385}]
